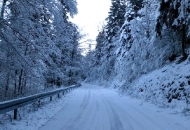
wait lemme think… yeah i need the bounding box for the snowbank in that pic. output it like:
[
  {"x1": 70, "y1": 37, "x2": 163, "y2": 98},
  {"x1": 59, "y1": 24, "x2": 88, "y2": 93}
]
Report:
[{"x1": 122, "y1": 57, "x2": 190, "y2": 115}]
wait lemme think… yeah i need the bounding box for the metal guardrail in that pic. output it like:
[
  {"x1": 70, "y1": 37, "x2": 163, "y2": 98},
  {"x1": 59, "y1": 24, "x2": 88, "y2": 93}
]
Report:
[{"x1": 0, "y1": 84, "x2": 81, "y2": 119}]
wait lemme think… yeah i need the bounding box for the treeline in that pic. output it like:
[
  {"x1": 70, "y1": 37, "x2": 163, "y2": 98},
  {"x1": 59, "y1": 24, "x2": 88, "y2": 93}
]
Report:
[
  {"x1": 0, "y1": 0, "x2": 84, "y2": 100},
  {"x1": 86, "y1": 0, "x2": 190, "y2": 87}
]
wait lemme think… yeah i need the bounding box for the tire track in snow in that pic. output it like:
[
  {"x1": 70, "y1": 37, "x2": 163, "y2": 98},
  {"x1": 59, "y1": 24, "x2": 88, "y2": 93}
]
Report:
[
  {"x1": 100, "y1": 93, "x2": 134, "y2": 130},
  {"x1": 76, "y1": 90, "x2": 98, "y2": 130},
  {"x1": 105, "y1": 92, "x2": 162, "y2": 130},
  {"x1": 39, "y1": 84, "x2": 190, "y2": 130},
  {"x1": 79, "y1": 90, "x2": 91, "y2": 109},
  {"x1": 105, "y1": 92, "x2": 173, "y2": 130},
  {"x1": 101, "y1": 91, "x2": 164, "y2": 130},
  {"x1": 63, "y1": 89, "x2": 91, "y2": 130}
]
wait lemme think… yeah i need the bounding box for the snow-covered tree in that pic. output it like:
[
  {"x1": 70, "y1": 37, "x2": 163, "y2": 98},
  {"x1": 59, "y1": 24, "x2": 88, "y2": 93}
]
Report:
[
  {"x1": 105, "y1": 0, "x2": 127, "y2": 42},
  {"x1": 156, "y1": 0, "x2": 190, "y2": 57},
  {"x1": 119, "y1": 1, "x2": 135, "y2": 51},
  {"x1": 87, "y1": 0, "x2": 183, "y2": 89},
  {"x1": 0, "y1": 0, "x2": 82, "y2": 100},
  {"x1": 129, "y1": 0, "x2": 144, "y2": 15}
]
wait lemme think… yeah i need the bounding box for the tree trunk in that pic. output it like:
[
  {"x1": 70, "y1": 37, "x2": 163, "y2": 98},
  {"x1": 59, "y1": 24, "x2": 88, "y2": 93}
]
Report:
[
  {"x1": 182, "y1": 24, "x2": 187, "y2": 57},
  {"x1": 18, "y1": 69, "x2": 23, "y2": 95},
  {"x1": 14, "y1": 70, "x2": 18, "y2": 95},
  {"x1": 14, "y1": 77, "x2": 17, "y2": 95},
  {"x1": 21, "y1": 77, "x2": 26, "y2": 94},
  {"x1": 5, "y1": 72, "x2": 10, "y2": 97}
]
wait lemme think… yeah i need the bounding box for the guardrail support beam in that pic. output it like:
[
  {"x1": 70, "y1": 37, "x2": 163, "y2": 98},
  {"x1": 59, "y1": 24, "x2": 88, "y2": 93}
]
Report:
[{"x1": 14, "y1": 109, "x2": 18, "y2": 120}]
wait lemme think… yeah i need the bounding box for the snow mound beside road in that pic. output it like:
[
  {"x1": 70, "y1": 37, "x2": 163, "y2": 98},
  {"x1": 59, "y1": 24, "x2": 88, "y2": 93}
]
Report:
[{"x1": 125, "y1": 58, "x2": 190, "y2": 115}]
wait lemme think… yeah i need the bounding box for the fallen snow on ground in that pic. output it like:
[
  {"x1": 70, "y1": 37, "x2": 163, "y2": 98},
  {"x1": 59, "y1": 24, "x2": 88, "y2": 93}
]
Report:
[
  {"x1": 39, "y1": 83, "x2": 190, "y2": 130},
  {"x1": 123, "y1": 58, "x2": 190, "y2": 116},
  {"x1": 1, "y1": 83, "x2": 190, "y2": 130},
  {"x1": 0, "y1": 91, "x2": 75, "y2": 130}
]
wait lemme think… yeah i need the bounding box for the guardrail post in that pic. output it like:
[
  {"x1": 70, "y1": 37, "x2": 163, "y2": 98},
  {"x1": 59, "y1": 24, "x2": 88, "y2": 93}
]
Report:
[
  {"x1": 50, "y1": 96, "x2": 52, "y2": 101},
  {"x1": 14, "y1": 109, "x2": 18, "y2": 120}
]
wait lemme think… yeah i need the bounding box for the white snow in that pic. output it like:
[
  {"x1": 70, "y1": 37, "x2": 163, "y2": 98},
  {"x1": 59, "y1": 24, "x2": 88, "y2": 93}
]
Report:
[
  {"x1": 39, "y1": 83, "x2": 190, "y2": 130},
  {"x1": 0, "y1": 92, "x2": 73, "y2": 130},
  {"x1": 124, "y1": 58, "x2": 190, "y2": 114},
  {"x1": 1, "y1": 83, "x2": 190, "y2": 130}
]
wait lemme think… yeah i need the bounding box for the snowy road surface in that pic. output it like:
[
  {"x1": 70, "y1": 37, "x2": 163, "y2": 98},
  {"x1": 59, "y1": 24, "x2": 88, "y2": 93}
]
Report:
[{"x1": 39, "y1": 83, "x2": 190, "y2": 130}]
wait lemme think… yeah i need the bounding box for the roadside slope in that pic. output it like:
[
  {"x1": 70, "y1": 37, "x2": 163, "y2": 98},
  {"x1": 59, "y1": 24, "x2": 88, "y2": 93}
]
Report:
[{"x1": 124, "y1": 59, "x2": 190, "y2": 115}]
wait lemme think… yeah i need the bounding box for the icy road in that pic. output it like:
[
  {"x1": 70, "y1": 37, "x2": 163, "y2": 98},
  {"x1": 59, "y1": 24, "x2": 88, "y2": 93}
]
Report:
[{"x1": 39, "y1": 83, "x2": 190, "y2": 130}]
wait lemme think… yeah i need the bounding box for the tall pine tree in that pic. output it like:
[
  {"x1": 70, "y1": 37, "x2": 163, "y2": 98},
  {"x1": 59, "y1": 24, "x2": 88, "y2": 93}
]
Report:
[
  {"x1": 105, "y1": 0, "x2": 127, "y2": 42},
  {"x1": 156, "y1": 0, "x2": 190, "y2": 57}
]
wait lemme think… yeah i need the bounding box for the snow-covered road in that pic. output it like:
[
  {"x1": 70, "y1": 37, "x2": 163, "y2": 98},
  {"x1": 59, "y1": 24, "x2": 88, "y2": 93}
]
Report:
[{"x1": 39, "y1": 83, "x2": 190, "y2": 130}]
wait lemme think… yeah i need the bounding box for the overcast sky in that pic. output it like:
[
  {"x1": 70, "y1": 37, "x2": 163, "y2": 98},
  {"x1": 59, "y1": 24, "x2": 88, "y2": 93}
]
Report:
[{"x1": 70, "y1": 0, "x2": 111, "y2": 51}]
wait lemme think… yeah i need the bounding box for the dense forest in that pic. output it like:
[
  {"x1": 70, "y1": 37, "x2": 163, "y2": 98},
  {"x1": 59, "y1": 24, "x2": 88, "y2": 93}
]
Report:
[
  {"x1": 85, "y1": 0, "x2": 190, "y2": 108},
  {"x1": 0, "y1": 0, "x2": 190, "y2": 107},
  {"x1": 86, "y1": 0, "x2": 190, "y2": 85},
  {"x1": 0, "y1": 0, "x2": 85, "y2": 101}
]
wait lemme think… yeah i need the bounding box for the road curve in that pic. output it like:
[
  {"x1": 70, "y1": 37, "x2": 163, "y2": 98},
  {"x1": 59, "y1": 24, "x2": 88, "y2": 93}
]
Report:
[{"x1": 39, "y1": 83, "x2": 190, "y2": 130}]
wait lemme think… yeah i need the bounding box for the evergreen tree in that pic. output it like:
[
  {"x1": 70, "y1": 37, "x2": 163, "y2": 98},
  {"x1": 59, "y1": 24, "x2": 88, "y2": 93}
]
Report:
[
  {"x1": 105, "y1": 0, "x2": 127, "y2": 42},
  {"x1": 119, "y1": 1, "x2": 135, "y2": 50},
  {"x1": 95, "y1": 28, "x2": 107, "y2": 64},
  {"x1": 156, "y1": 0, "x2": 190, "y2": 57},
  {"x1": 129, "y1": 0, "x2": 144, "y2": 15}
]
